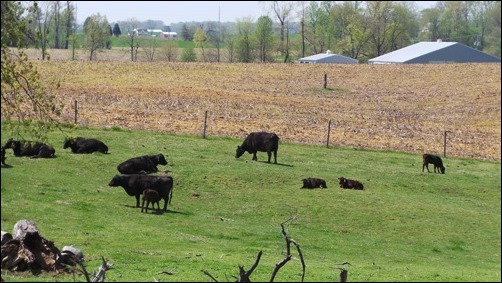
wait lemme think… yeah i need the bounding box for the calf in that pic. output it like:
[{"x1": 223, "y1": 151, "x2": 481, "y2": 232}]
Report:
[
  {"x1": 108, "y1": 174, "x2": 173, "y2": 211},
  {"x1": 301, "y1": 178, "x2": 328, "y2": 189},
  {"x1": 63, "y1": 137, "x2": 108, "y2": 154},
  {"x1": 422, "y1": 154, "x2": 445, "y2": 174},
  {"x1": 141, "y1": 189, "x2": 161, "y2": 213},
  {"x1": 117, "y1": 154, "x2": 168, "y2": 174},
  {"x1": 3, "y1": 138, "x2": 55, "y2": 158},
  {"x1": 236, "y1": 132, "x2": 279, "y2": 163},
  {"x1": 338, "y1": 177, "x2": 364, "y2": 190}
]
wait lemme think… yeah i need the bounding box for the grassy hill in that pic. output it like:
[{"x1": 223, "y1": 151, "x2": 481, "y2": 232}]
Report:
[{"x1": 1, "y1": 124, "x2": 500, "y2": 282}]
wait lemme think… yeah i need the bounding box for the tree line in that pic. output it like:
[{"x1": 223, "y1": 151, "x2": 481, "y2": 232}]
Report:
[
  {"x1": 4, "y1": 1, "x2": 500, "y2": 62},
  {"x1": 7, "y1": 1, "x2": 500, "y2": 63}
]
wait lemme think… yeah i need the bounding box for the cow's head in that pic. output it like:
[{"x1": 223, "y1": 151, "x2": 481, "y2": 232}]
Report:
[
  {"x1": 235, "y1": 146, "x2": 245, "y2": 158},
  {"x1": 63, "y1": 138, "x2": 74, "y2": 149},
  {"x1": 439, "y1": 166, "x2": 446, "y2": 174},
  {"x1": 108, "y1": 175, "x2": 121, "y2": 187},
  {"x1": 156, "y1": 154, "x2": 168, "y2": 165}
]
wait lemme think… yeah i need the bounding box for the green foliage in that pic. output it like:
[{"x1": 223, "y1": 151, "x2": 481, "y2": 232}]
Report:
[
  {"x1": 180, "y1": 47, "x2": 196, "y2": 62},
  {"x1": 83, "y1": 13, "x2": 111, "y2": 60},
  {"x1": 1, "y1": 124, "x2": 500, "y2": 282},
  {"x1": 1, "y1": 1, "x2": 63, "y2": 143}
]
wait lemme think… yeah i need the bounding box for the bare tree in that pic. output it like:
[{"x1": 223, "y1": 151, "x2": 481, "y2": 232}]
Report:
[{"x1": 270, "y1": 1, "x2": 294, "y2": 61}]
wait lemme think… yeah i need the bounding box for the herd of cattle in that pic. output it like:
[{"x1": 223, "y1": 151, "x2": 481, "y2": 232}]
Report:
[{"x1": 1, "y1": 131, "x2": 446, "y2": 213}]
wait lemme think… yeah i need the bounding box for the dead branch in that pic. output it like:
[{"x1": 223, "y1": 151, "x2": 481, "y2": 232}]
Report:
[{"x1": 269, "y1": 218, "x2": 305, "y2": 282}]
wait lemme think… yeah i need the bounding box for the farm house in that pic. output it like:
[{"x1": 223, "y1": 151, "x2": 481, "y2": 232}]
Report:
[
  {"x1": 368, "y1": 40, "x2": 501, "y2": 64},
  {"x1": 298, "y1": 50, "x2": 358, "y2": 64}
]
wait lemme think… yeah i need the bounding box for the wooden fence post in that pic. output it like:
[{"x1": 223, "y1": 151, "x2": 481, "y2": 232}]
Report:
[
  {"x1": 324, "y1": 74, "x2": 327, "y2": 89},
  {"x1": 74, "y1": 100, "x2": 78, "y2": 124},
  {"x1": 202, "y1": 110, "x2": 208, "y2": 139}
]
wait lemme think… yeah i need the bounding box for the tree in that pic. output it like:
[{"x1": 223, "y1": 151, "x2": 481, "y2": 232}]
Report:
[
  {"x1": 1, "y1": 1, "x2": 63, "y2": 142},
  {"x1": 112, "y1": 23, "x2": 121, "y2": 37},
  {"x1": 270, "y1": 1, "x2": 294, "y2": 61},
  {"x1": 254, "y1": 16, "x2": 274, "y2": 62},
  {"x1": 123, "y1": 18, "x2": 140, "y2": 61},
  {"x1": 235, "y1": 17, "x2": 255, "y2": 63},
  {"x1": 193, "y1": 26, "x2": 208, "y2": 61},
  {"x1": 83, "y1": 13, "x2": 111, "y2": 60},
  {"x1": 484, "y1": 2, "x2": 500, "y2": 57}
]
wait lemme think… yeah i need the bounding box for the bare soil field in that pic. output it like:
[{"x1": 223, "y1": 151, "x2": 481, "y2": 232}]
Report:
[{"x1": 26, "y1": 49, "x2": 501, "y2": 161}]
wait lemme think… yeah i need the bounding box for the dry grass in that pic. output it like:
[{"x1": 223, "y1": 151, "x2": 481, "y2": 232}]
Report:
[{"x1": 29, "y1": 48, "x2": 501, "y2": 161}]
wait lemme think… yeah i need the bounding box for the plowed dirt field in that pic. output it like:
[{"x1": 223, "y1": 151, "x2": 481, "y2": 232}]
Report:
[{"x1": 31, "y1": 52, "x2": 501, "y2": 161}]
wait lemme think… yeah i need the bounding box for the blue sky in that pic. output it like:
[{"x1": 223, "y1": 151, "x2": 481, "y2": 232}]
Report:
[{"x1": 74, "y1": 1, "x2": 437, "y2": 25}]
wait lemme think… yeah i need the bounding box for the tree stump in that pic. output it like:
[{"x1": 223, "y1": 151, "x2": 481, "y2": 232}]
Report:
[{"x1": 1, "y1": 220, "x2": 61, "y2": 272}]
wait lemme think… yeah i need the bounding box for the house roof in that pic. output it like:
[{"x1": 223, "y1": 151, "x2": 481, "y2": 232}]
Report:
[
  {"x1": 368, "y1": 41, "x2": 501, "y2": 64},
  {"x1": 298, "y1": 53, "x2": 358, "y2": 64}
]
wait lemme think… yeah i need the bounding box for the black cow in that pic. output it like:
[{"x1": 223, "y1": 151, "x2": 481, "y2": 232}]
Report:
[
  {"x1": 301, "y1": 178, "x2": 328, "y2": 189},
  {"x1": 4, "y1": 138, "x2": 55, "y2": 158},
  {"x1": 236, "y1": 132, "x2": 279, "y2": 163},
  {"x1": 338, "y1": 177, "x2": 364, "y2": 190},
  {"x1": 117, "y1": 154, "x2": 168, "y2": 174},
  {"x1": 108, "y1": 174, "x2": 173, "y2": 211},
  {"x1": 141, "y1": 189, "x2": 161, "y2": 213},
  {"x1": 422, "y1": 154, "x2": 445, "y2": 174},
  {"x1": 63, "y1": 137, "x2": 108, "y2": 154}
]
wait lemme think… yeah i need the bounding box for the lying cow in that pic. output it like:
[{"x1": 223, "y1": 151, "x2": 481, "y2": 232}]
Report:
[
  {"x1": 301, "y1": 178, "x2": 328, "y2": 189},
  {"x1": 108, "y1": 174, "x2": 173, "y2": 212},
  {"x1": 63, "y1": 137, "x2": 109, "y2": 154},
  {"x1": 236, "y1": 132, "x2": 279, "y2": 163},
  {"x1": 338, "y1": 177, "x2": 364, "y2": 190},
  {"x1": 117, "y1": 154, "x2": 168, "y2": 174},
  {"x1": 422, "y1": 153, "x2": 445, "y2": 174},
  {"x1": 3, "y1": 138, "x2": 55, "y2": 158}
]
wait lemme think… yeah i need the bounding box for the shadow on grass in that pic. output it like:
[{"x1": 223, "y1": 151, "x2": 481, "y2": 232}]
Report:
[
  {"x1": 257, "y1": 161, "x2": 293, "y2": 167},
  {"x1": 121, "y1": 204, "x2": 189, "y2": 216}
]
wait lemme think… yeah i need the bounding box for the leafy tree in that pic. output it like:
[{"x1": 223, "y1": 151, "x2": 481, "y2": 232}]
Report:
[
  {"x1": 1, "y1": 1, "x2": 63, "y2": 142},
  {"x1": 254, "y1": 16, "x2": 274, "y2": 62},
  {"x1": 83, "y1": 13, "x2": 111, "y2": 60},
  {"x1": 193, "y1": 26, "x2": 208, "y2": 61},
  {"x1": 181, "y1": 23, "x2": 194, "y2": 41},
  {"x1": 484, "y1": 1, "x2": 501, "y2": 57},
  {"x1": 235, "y1": 17, "x2": 255, "y2": 63},
  {"x1": 112, "y1": 23, "x2": 121, "y2": 37}
]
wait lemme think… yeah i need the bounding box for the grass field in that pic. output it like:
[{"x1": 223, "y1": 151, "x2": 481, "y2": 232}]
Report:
[{"x1": 1, "y1": 124, "x2": 500, "y2": 282}]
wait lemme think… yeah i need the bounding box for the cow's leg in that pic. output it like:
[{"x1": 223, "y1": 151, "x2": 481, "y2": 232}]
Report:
[
  {"x1": 252, "y1": 152, "x2": 257, "y2": 161},
  {"x1": 273, "y1": 150, "x2": 277, "y2": 164},
  {"x1": 136, "y1": 194, "x2": 141, "y2": 208},
  {"x1": 141, "y1": 199, "x2": 145, "y2": 212},
  {"x1": 423, "y1": 163, "x2": 430, "y2": 173},
  {"x1": 267, "y1": 151, "x2": 272, "y2": 163}
]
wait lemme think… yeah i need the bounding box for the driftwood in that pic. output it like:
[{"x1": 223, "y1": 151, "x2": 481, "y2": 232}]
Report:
[{"x1": 1, "y1": 220, "x2": 61, "y2": 272}]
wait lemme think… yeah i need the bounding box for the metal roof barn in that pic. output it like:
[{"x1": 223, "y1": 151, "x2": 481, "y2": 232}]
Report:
[
  {"x1": 368, "y1": 40, "x2": 501, "y2": 64},
  {"x1": 298, "y1": 51, "x2": 358, "y2": 64}
]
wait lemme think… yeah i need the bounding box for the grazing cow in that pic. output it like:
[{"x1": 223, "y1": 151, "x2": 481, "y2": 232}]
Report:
[
  {"x1": 301, "y1": 178, "x2": 328, "y2": 189},
  {"x1": 3, "y1": 138, "x2": 55, "y2": 158},
  {"x1": 141, "y1": 189, "x2": 161, "y2": 213},
  {"x1": 422, "y1": 154, "x2": 445, "y2": 174},
  {"x1": 108, "y1": 174, "x2": 173, "y2": 211},
  {"x1": 235, "y1": 132, "x2": 279, "y2": 163},
  {"x1": 338, "y1": 177, "x2": 364, "y2": 190},
  {"x1": 63, "y1": 137, "x2": 108, "y2": 154},
  {"x1": 117, "y1": 154, "x2": 168, "y2": 174}
]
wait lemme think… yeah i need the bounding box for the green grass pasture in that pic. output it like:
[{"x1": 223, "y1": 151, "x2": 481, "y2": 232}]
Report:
[{"x1": 1, "y1": 125, "x2": 500, "y2": 282}]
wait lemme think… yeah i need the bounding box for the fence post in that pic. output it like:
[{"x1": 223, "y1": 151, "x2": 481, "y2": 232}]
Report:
[
  {"x1": 326, "y1": 120, "x2": 331, "y2": 148},
  {"x1": 323, "y1": 74, "x2": 327, "y2": 89},
  {"x1": 74, "y1": 100, "x2": 78, "y2": 124},
  {"x1": 202, "y1": 110, "x2": 208, "y2": 139}
]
